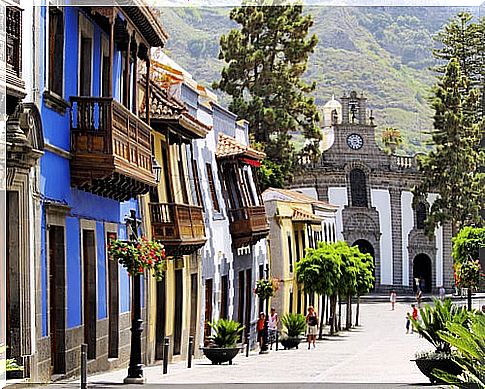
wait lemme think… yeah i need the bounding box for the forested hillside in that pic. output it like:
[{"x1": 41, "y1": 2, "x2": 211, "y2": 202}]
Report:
[{"x1": 156, "y1": 6, "x2": 479, "y2": 155}]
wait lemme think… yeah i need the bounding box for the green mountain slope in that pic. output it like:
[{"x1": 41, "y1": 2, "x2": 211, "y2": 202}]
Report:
[{"x1": 156, "y1": 6, "x2": 478, "y2": 155}]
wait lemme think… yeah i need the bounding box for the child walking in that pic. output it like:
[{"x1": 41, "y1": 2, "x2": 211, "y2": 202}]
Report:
[{"x1": 405, "y1": 312, "x2": 411, "y2": 334}]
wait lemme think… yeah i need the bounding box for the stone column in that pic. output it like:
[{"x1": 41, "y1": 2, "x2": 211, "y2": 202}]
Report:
[
  {"x1": 389, "y1": 188, "x2": 402, "y2": 288},
  {"x1": 442, "y1": 221, "x2": 454, "y2": 292}
]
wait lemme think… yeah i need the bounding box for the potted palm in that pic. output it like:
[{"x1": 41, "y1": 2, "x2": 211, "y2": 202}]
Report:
[
  {"x1": 411, "y1": 298, "x2": 467, "y2": 383},
  {"x1": 280, "y1": 313, "x2": 306, "y2": 350},
  {"x1": 203, "y1": 319, "x2": 244, "y2": 365}
]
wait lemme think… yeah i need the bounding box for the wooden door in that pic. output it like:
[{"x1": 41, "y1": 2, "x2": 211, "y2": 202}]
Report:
[
  {"x1": 189, "y1": 273, "x2": 198, "y2": 340},
  {"x1": 173, "y1": 270, "x2": 183, "y2": 355},
  {"x1": 204, "y1": 279, "x2": 213, "y2": 342},
  {"x1": 48, "y1": 225, "x2": 66, "y2": 374},
  {"x1": 107, "y1": 232, "x2": 119, "y2": 359},
  {"x1": 83, "y1": 230, "x2": 97, "y2": 359},
  {"x1": 155, "y1": 277, "x2": 166, "y2": 360}
]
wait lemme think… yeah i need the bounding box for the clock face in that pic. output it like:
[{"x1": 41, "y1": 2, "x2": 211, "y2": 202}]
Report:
[{"x1": 347, "y1": 134, "x2": 363, "y2": 150}]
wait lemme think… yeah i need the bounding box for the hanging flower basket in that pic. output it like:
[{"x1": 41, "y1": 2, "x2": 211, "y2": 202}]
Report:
[
  {"x1": 254, "y1": 278, "x2": 280, "y2": 301},
  {"x1": 108, "y1": 237, "x2": 166, "y2": 281}
]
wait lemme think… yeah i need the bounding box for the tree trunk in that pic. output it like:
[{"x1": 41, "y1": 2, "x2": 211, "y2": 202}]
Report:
[
  {"x1": 319, "y1": 294, "x2": 325, "y2": 339},
  {"x1": 326, "y1": 295, "x2": 330, "y2": 324},
  {"x1": 355, "y1": 295, "x2": 360, "y2": 326},
  {"x1": 329, "y1": 295, "x2": 337, "y2": 335},
  {"x1": 467, "y1": 288, "x2": 472, "y2": 311},
  {"x1": 337, "y1": 295, "x2": 342, "y2": 332},
  {"x1": 346, "y1": 295, "x2": 352, "y2": 330}
]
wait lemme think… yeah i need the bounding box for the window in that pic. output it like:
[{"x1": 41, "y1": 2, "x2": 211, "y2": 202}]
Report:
[
  {"x1": 350, "y1": 169, "x2": 368, "y2": 207},
  {"x1": 79, "y1": 14, "x2": 93, "y2": 96},
  {"x1": 192, "y1": 159, "x2": 203, "y2": 208},
  {"x1": 49, "y1": 7, "x2": 64, "y2": 96},
  {"x1": 101, "y1": 37, "x2": 110, "y2": 97},
  {"x1": 206, "y1": 163, "x2": 220, "y2": 212},
  {"x1": 288, "y1": 234, "x2": 293, "y2": 273},
  {"x1": 416, "y1": 202, "x2": 427, "y2": 230},
  {"x1": 294, "y1": 229, "x2": 300, "y2": 262},
  {"x1": 220, "y1": 275, "x2": 228, "y2": 319},
  {"x1": 177, "y1": 144, "x2": 189, "y2": 204}
]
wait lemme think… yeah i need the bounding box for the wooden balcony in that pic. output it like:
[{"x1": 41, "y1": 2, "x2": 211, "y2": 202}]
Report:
[
  {"x1": 228, "y1": 206, "x2": 269, "y2": 248},
  {"x1": 149, "y1": 203, "x2": 207, "y2": 257},
  {"x1": 70, "y1": 96, "x2": 156, "y2": 201}
]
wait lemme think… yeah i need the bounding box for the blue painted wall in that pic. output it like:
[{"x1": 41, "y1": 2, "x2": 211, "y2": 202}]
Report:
[
  {"x1": 39, "y1": 6, "x2": 144, "y2": 336},
  {"x1": 66, "y1": 217, "x2": 82, "y2": 328}
]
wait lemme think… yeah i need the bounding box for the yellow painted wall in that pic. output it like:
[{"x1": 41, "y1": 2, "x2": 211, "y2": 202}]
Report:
[{"x1": 142, "y1": 130, "x2": 200, "y2": 363}]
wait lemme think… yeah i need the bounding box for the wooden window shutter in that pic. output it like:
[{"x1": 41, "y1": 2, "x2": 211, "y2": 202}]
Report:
[
  {"x1": 206, "y1": 163, "x2": 220, "y2": 212},
  {"x1": 49, "y1": 8, "x2": 64, "y2": 96}
]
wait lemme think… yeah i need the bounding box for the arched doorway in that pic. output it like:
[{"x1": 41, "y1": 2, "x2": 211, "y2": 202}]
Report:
[
  {"x1": 353, "y1": 239, "x2": 375, "y2": 289},
  {"x1": 413, "y1": 254, "x2": 432, "y2": 293}
]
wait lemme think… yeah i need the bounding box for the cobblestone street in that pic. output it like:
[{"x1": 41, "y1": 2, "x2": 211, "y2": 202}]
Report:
[{"x1": 32, "y1": 299, "x2": 479, "y2": 388}]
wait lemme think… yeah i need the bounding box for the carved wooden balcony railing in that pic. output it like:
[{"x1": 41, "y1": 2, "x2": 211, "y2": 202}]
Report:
[
  {"x1": 149, "y1": 202, "x2": 206, "y2": 256},
  {"x1": 70, "y1": 96, "x2": 156, "y2": 201},
  {"x1": 6, "y1": 6, "x2": 25, "y2": 100},
  {"x1": 228, "y1": 205, "x2": 269, "y2": 248}
]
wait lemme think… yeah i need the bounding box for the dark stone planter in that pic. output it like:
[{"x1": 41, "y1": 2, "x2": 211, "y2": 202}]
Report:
[
  {"x1": 414, "y1": 354, "x2": 462, "y2": 384},
  {"x1": 280, "y1": 336, "x2": 301, "y2": 350},
  {"x1": 202, "y1": 347, "x2": 240, "y2": 365}
]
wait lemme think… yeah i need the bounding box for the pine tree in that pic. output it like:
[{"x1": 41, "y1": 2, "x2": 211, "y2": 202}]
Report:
[
  {"x1": 414, "y1": 58, "x2": 485, "y2": 233},
  {"x1": 213, "y1": 5, "x2": 321, "y2": 186},
  {"x1": 433, "y1": 12, "x2": 485, "y2": 115}
]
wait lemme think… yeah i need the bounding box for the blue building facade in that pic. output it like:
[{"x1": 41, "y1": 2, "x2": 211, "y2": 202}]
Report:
[{"x1": 34, "y1": 5, "x2": 167, "y2": 380}]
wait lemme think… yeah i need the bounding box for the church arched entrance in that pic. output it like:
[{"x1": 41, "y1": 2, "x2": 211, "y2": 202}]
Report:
[
  {"x1": 413, "y1": 254, "x2": 432, "y2": 293},
  {"x1": 353, "y1": 239, "x2": 375, "y2": 289}
]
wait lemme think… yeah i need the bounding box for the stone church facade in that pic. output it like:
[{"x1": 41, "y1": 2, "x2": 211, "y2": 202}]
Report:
[{"x1": 292, "y1": 91, "x2": 454, "y2": 294}]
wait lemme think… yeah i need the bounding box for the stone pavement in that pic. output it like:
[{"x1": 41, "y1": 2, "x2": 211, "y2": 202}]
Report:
[{"x1": 29, "y1": 300, "x2": 454, "y2": 388}]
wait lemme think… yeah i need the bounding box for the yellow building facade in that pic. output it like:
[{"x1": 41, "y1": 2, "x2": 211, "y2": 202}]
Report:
[
  {"x1": 263, "y1": 188, "x2": 338, "y2": 319},
  {"x1": 140, "y1": 81, "x2": 210, "y2": 363}
]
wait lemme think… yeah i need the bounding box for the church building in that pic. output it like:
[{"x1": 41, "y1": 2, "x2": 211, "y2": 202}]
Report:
[{"x1": 291, "y1": 91, "x2": 454, "y2": 294}]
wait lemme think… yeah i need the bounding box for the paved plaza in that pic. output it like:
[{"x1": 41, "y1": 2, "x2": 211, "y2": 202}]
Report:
[{"x1": 27, "y1": 298, "x2": 484, "y2": 388}]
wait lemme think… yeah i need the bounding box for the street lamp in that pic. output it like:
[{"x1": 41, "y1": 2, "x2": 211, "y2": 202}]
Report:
[
  {"x1": 152, "y1": 156, "x2": 162, "y2": 184},
  {"x1": 124, "y1": 209, "x2": 145, "y2": 384}
]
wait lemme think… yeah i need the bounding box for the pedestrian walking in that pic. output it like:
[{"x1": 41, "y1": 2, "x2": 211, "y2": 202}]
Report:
[
  {"x1": 405, "y1": 312, "x2": 411, "y2": 334},
  {"x1": 416, "y1": 289, "x2": 422, "y2": 308},
  {"x1": 390, "y1": 289, "x2": 397, "y2": 310},
  {"x1": 257, "y1": 312, "x2": 265, "y2": 350},
  {"x1": 306, "y1": 306, "x2": 318, "y2": 349},
  {"x1": 410, "y1": 304, "x2": 418, "y2": 334},
  {"x1": 438, "y1": 285, "x2": 445, "y2": 301},
  {"x1": 268, "y1": 307, "x2": 279, "y2": 350}
]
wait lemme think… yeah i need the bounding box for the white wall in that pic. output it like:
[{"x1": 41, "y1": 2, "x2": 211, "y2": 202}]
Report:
[
  {"x1": 401, "y1": 191, "x2": 414, "y2": 287},
  {"x1": 371, "y1": 189, "x2": 393, "y2": 285},
  {"x1": 328, "y1": 187, "x2": 347, "y2": 241},
  {"x1": 427, "y1": 194, "x2": 443, "y2": 287}
]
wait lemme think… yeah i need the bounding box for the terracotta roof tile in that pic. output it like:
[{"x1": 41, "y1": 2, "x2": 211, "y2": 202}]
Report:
[{"x1": 216, "y1": 133, "x2": 266, "y2": 160}]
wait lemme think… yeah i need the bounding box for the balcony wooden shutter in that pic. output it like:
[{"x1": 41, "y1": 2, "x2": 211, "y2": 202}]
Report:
[{"x1": 206, "y1": 163, "x2": 220, "y2": 212}]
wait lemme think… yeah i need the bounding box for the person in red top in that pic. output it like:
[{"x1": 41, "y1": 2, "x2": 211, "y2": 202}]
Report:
[
  {"x1": 257, "y1": 312, "x2": 266, "y2": 350},
  {"x1": 411, "y1": 304, "x2": 418, "y2": 334}
]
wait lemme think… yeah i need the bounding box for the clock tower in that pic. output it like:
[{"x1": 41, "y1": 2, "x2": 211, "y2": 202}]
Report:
[{"x1": 291, "y1": 90, "x2": 454, "y2": 295}]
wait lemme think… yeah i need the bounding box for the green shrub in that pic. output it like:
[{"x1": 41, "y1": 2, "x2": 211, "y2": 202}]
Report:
[
  {"x1": 208, "y1": 319, "x2": 244, "y2": 348},
  {"x1": 411, "y1": 298, "x2": 468, "y2": 353},
  {"x1": 436, "y1": 312, "x2": 485, "y2": 387},
  {"x1": 6, "y1": 358, "x2": 23, "y2": 372},
  {"x1": 280, "y1": 313, "x2": 306, "y2": 338}
]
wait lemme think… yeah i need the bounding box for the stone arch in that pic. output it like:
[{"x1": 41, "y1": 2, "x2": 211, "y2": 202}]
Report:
[
  {"x1": 352, "y1": 239, "x2": 376, "y2": 289},
  {"x1": 408, "y1": 229, "x2": 436, "y2": 292},
  {"x1": 412, "y1": 254, "x2": 432, "y2": 293}
]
